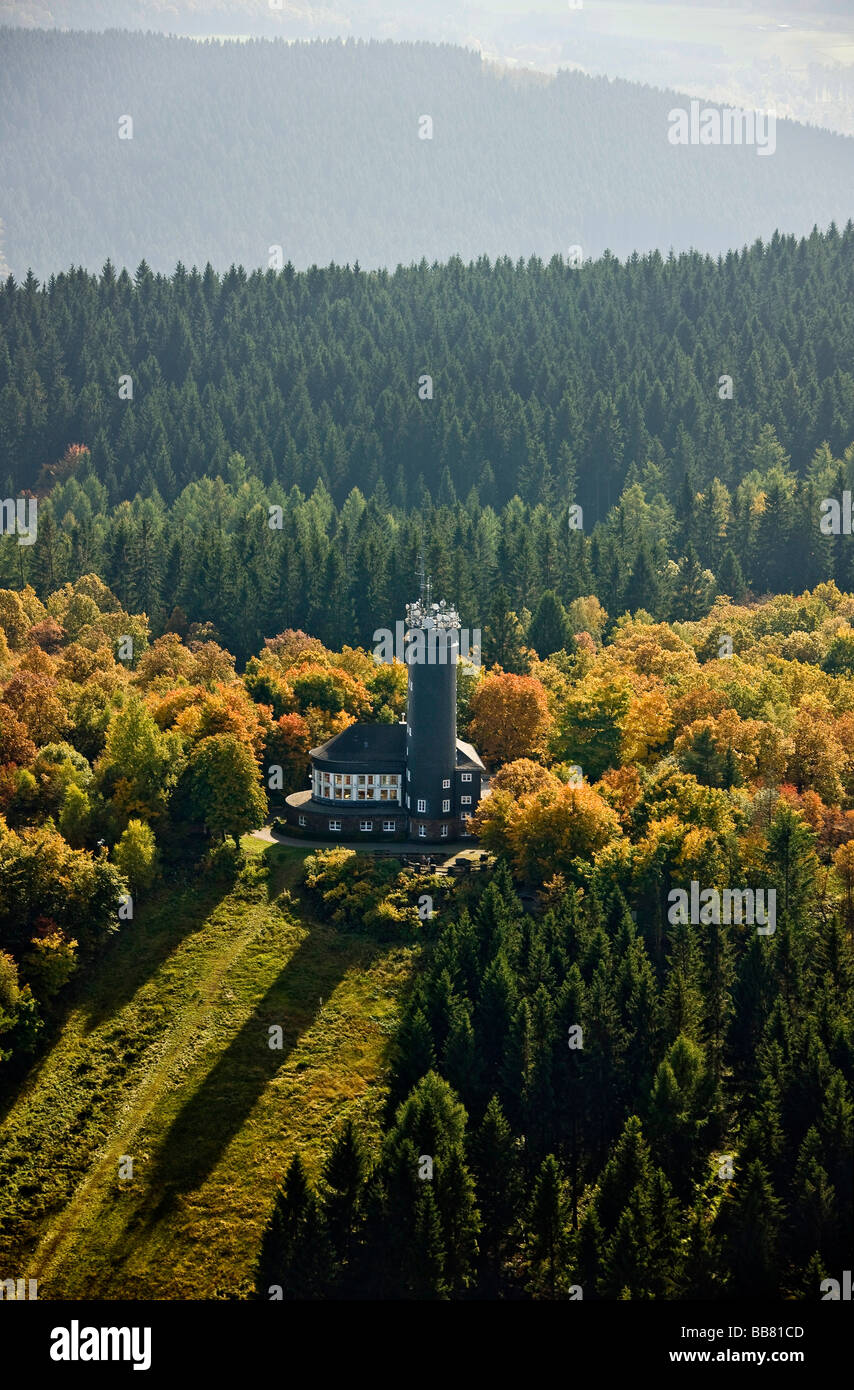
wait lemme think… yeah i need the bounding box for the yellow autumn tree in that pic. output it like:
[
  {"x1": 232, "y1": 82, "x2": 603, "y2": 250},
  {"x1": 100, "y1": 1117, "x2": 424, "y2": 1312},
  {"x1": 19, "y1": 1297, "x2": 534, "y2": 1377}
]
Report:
[
  {"x1": 832, "y1": 839, "x2": 854, "y2": 924},
  {"x1": 786, "y1": 695, "x2": 844, "y2": 803},
  {"x1": 620, "y1": 686, "x2": 673, "y2": 764},
  {"x1": 490, "y1": 758, "x2": 561, "y2": 799},
  {"x1": 504, "y1": 782, "x2": 620, "y2": 881}
]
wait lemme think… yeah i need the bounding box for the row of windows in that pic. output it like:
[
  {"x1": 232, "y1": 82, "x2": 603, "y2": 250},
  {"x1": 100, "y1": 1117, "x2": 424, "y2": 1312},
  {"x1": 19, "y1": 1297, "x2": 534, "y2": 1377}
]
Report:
[
  {"x1": 301, "y1": 817, "x2": 400, "y2": 832},
  {"x1": 313, "y1": 771, "x2": 402, "y2": 803},
  {"x1": 317, "y1": 770, "x2": 472, "y2": 785},
  {"x1": 408, "y1": 796, "x2": 471, "y2": 811},
  {"x1": 301, "y1": 817, "x2": 473, "y2": 836},
  {"x1": 412, "y1": 821, "x2": 472, "y2": 838},
  {"x1": 314, "y1": 772, "x2": 474, "y2": 811},
  {"x1": 408, "y1": 772, "x2": 473, "y2": 785},
  {"x1": 317, "y1": 773, "x2": 400, "y2": 786},
  {"x1": 327, "y1": 772, "x2": 399, "y2": 785}
]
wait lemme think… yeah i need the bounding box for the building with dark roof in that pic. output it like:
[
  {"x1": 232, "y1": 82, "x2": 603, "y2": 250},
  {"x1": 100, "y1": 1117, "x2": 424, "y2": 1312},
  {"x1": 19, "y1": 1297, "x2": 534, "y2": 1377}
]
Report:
[{"x1": 283, "y1": 590, "x2": 485, "y2": 843}]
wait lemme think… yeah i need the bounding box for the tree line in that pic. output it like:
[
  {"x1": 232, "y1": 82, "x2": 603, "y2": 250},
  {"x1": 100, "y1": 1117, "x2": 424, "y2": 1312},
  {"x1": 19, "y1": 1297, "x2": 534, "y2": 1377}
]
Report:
[
  {"x1": 4, "y1": 424, "x2": 854, "y2": 665},
  {"x1": 3, "y1": 225, "x2": 854, "y2": 524}
]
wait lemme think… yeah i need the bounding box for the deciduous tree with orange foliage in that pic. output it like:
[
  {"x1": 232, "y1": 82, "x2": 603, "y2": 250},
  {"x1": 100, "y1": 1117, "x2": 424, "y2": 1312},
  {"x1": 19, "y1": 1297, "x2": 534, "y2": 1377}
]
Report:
[
  {"x1": 467, "y1": 672, "x2": 552, "y2": 767},
  {"x1": 2, "y1": 665, "x2": 70, "y2": 744},
  {"x1": 265, "y1": 712, "x2": 312, "y2": 795},
  {"x1": 173, "y1": 681, "x2": 270, "y2": 757},
  {"x1": 620, "y1": 687, "x2": 673, "y2": 765}
]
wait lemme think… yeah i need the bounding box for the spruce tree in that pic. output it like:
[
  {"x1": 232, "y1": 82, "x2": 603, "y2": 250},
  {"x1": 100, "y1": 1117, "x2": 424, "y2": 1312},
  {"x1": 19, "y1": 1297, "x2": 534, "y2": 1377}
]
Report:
[
  {"x1": 715, "y1": 1158, "x2": 784, "y2": 1299},
  {"x1": 469, "y1": 1095, "x2": 521, "y2": 1294},
  {"x1": 527, "y1": 589, "x2": 570, "y2": 658},
  {"x1": 321, "y1": 1118, "x2": 367, "y2": 1284},
  {"x1": 527, "y1": 1154, "x2": 567, "y2": 1298},
  {"x1": 671, "y1": 544, "x2": 710, "y2": 621},
  {"x1": 715, "y1": 546, "x2": 747, "y2": 601}
]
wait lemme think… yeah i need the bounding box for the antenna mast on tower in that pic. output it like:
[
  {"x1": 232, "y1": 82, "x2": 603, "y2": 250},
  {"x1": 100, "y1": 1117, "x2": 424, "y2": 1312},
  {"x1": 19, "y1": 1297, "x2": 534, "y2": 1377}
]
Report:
[{"x1": 415, "y1": 550, "x2": 432, "y2": 607}]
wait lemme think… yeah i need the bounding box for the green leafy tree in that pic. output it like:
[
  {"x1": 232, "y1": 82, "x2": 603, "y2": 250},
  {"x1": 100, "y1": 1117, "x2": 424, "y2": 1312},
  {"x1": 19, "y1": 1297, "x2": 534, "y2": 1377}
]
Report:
[
  {"x1": 183, "y1": 733, "x2": 267, "y2": 842},
  {"x1": 114, "y1": 818, "x2": 158, "y2": 893},
  {"x1": 96, "y1": 695, "x2": 181, "y2": 826},
  {"x1": 59, "y1": 782, "x2": 91, "y2": 848}
]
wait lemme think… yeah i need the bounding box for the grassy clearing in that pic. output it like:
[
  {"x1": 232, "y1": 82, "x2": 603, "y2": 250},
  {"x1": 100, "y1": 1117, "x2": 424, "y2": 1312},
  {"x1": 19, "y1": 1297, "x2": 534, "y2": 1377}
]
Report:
[{"x1": 0, "y1": 840, "x2": 419, "y2": 1299}]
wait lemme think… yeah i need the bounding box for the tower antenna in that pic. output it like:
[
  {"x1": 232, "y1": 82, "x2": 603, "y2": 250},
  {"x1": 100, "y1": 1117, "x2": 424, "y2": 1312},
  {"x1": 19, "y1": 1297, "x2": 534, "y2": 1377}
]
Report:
[{"x1": 416, "y1": 549, "x2": 431, "y2": 605}]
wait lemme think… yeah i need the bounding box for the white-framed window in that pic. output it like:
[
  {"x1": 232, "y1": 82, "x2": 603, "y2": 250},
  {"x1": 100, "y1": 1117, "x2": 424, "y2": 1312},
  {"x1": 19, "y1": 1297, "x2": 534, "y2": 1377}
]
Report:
[
  {"x1": 461, "y1": 811, "x2": 472, "y2": 821},
  {"x1": 418, "y1": 825, "x2": 427, "y2": 838},
  {"x1": 383, "y1": 820, "x2": 396, "y2": 832},
  {"x1": 461, "y1": 795, "x2": 471, "y2": 805},
  {"x1": 461, "y1": 772, "x2": 472, "y2": 782},
  {"x1": 407, "y1": 768, "x2": 411, "y2": 781},
  {"x1": 328, "y1": 820, "x2": 341, "y2": 832},
  {"x1": 443, "y1": 778, "x2": 451, "y2": 789},
  {"x1": 298, "y1": 815, "x2": 306, "y2": 827},
  {"x1": 442, "y1": 799, "x2": 450, "y2": 813},
  {"x1": 359, "y1": 820, "x2": 373, "y2": 832},
  {"x1": 417, "y1": 799, "x2": 426, "y2": 813},
  {"x1": 440, "y1": 824, "x2": 449, "y2": 838},
  {"x1": 407, "y1": 724, "x2": 411, "y2": 736}
]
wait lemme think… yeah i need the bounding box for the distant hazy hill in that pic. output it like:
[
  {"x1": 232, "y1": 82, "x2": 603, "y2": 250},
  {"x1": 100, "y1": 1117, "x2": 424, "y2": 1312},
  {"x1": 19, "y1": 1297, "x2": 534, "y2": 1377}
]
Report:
[
  {"x1": 2, "y1": 30, "x2": 854, "y2": 279},
  {"x1": 1, "y1": 0, "x2": 848, "y2": 33}
]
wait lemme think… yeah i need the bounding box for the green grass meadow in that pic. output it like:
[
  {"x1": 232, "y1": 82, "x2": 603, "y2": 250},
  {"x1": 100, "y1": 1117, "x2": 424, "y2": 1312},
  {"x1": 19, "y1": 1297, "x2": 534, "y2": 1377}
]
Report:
[{"x1": 0, "y1": 841, "x2": 419, "y2": 1299}]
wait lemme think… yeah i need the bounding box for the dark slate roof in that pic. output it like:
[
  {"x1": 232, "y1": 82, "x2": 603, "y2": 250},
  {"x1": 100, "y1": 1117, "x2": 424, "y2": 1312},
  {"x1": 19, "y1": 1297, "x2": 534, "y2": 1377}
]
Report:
[
  {"x1": 310, "y1": 722, "x2": 406, "y2": 770},
  {"x1": 310, "y1": 723, "x2": 486, "y2": 773},
  {"x1": 456, "y1": 739, "x2": 486, "y2": 772},
  {"x1": 285, "y1": 790, "x2": 405, "y2": 818}
]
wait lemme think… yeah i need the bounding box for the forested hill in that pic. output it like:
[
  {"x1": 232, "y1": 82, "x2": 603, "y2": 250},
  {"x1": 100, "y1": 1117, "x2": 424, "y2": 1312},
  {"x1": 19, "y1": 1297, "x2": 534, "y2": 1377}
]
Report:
[
  {"x1": 3, "y1": 226, "x2": 854, "y2": 520},
  {"x1": 3, "y1": 228, "x2": 854, "y2": 661},
  {"x1": 2, "y1": 31, "x2": 854, "y2": 279}
]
